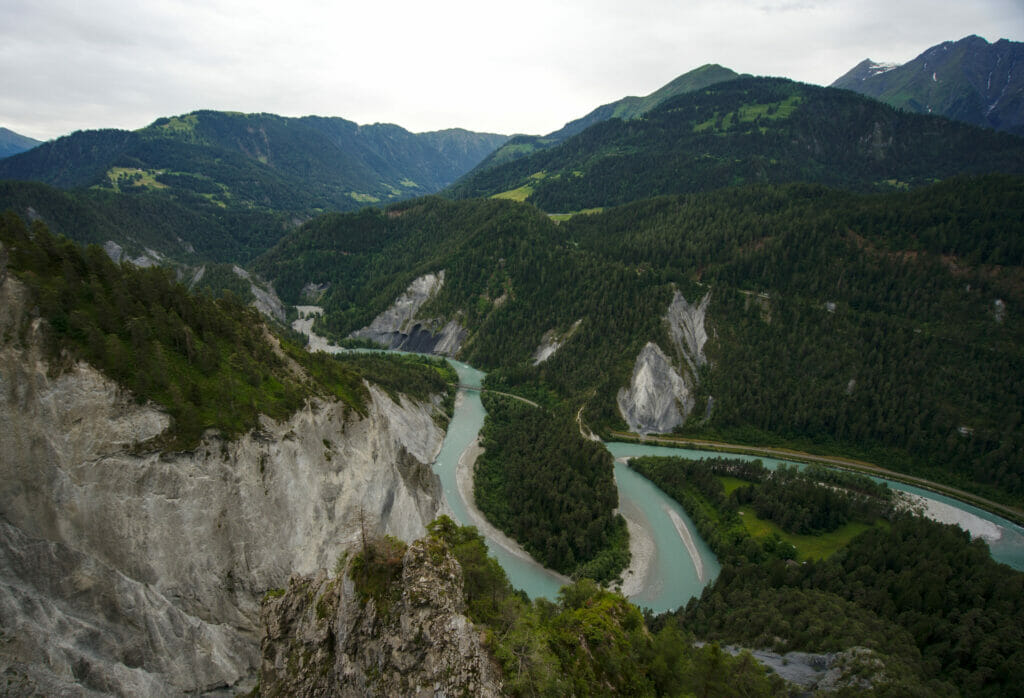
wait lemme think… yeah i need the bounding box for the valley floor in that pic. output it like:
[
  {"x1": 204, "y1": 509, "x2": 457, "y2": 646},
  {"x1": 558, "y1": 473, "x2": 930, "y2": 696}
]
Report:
[{"x1": 610, "y1": 431, "x2": 1024, "y2": 527}]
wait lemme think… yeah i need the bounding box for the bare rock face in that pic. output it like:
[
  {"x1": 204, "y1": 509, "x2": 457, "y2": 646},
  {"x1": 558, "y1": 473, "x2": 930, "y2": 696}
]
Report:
[
  {"x1": 350, "y1": 272, "x2": 467, "y2": 357},
  {"x1": 0, "y1": 276, "x2": 447, "y2": 695},
  {"x1": 232, "y1": 265, "x2": 288, "y2": 324},
  {"x1": 618, "y1": 290, "x2": 712, "y2": 434},
  {"x1": 665, "y1": 290, "x2": 709, "y2": 375},
  {"x1": 617, "y1": 342, "x2": 693, "y2": 434},
  {"x1": 260, "y1": 537, "x2": 502, "y2": 697},
  {"x1": 531, "y1": 319, "x2": 582, "y2": 366}
]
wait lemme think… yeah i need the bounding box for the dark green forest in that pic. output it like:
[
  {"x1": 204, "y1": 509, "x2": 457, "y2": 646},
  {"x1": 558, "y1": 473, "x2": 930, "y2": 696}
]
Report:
[
  {"x1": 0, "y1": 180, "x2": 292, "y2": 265},
  {"x1": 473, "y1": 393, "x2": 629, "y2": 582},
  {"x1": 254, "y1": 176, "x2": 1024, "y2": 507}
]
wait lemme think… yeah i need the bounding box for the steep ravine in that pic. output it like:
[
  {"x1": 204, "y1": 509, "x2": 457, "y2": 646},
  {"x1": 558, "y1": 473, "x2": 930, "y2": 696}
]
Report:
[{"x1": 0, "y1": 277, "x2": 448, "y2": 695}]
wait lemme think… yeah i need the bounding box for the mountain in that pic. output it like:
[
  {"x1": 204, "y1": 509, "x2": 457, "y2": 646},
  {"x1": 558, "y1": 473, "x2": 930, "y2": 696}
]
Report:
[
  {"x1": 0, "y1": 111, "x2": 507, "y2": 211},
  {"x1": 550, "y1": 63, "x2": 742, "y2": 142},
  {"x1": 449, "y1": 76, "x2": 1024, "y2": 212},
  {"x1": 473, "y1": 64, "x2": 741, "y2": 172},
  {"x1": 0, "y1": 127, "x2": 41, "y2": 159},
  {"x1": 832, "y1": 35, "x2": 1024, "y2": 136}
]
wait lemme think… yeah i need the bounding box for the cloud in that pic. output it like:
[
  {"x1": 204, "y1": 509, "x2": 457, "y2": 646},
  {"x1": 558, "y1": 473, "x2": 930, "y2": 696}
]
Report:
[{"x1": 1, "y1": 0, "x2": 1021, "y2": 140}]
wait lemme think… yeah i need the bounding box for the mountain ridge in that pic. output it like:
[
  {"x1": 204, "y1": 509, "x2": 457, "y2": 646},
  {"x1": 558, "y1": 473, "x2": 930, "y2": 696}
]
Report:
[
  {"x1": 832, "y1": 35, "x2": 1024, "y2": 136},
  {"x1": 470, "y1": 64, "x2": 741, "y2": 173},
  {"x1": 0, "y1": 127, "x2": 42, "y2": 159},
  {"x1": 0, "y1": 110, "x2": 508, "y2": 211},
  {"x1": 449, "y1": 76, "x2": 1024, "y2": 212}
]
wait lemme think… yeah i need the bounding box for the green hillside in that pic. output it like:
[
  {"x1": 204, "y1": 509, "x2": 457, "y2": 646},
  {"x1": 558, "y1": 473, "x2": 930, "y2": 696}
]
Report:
[
  {"x1": 832, "y1": 35, "x2": 1024, "y2": 136},
  {"x1": 549, "y1": 64, "x2": 742, "y2": 141},
  {"x1": 448, "y1": 77, "x2": 1024, "y2": 212},
  {"x1": 472, "y1": 64, "x2": 740, "y2": 173},
  {"x1": 0, "y1": 180, "x2": 290, "y2": 265},
  {"x1": 0, "y1": 211, "x2": 455, "y2": 449},
  {"x1": 0, "y1": 111, "x2": 507, "y2": 212}
]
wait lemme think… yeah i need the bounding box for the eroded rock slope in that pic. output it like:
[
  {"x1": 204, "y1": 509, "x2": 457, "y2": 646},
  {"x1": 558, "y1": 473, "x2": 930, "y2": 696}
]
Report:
[
  {"x1": 617, "y1": 290, "x2": 710, "y2": 434},
  {"x1": 0, "y1": 274, "x2": 447, "y2": 695},
  {"x1": 350, "y1": 271, "x2": 467, "y2": 356}
]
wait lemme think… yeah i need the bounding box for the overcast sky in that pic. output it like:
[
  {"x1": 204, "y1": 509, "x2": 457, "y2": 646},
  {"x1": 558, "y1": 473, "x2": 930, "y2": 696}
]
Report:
[{"x1": 2, "y1": 0, "x2": 1022, "y2": 141}]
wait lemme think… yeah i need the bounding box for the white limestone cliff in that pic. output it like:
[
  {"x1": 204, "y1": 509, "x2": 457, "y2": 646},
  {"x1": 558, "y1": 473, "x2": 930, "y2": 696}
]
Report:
[
  {"x1": 349, "y1": 271, "x2": 467, "y2": 356},
  {"x1": 617, "y1": 342, "x2": 694, "y2": 434},
  {"x1": 0, "y1": 274, "x2": 447, "y2": 695},
  {"x1": 617, "y1": 290, "x2": 711, "y2": 434}
]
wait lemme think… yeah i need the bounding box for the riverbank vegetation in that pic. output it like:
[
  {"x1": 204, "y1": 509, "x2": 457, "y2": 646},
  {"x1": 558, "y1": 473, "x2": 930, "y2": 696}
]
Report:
[
  {"x1": 628, "y1": 455, "x2": 1024, "y2": 695},
  {"x1": 0, "y1": 213, "x2": 456, "y2": 449},
  {"x1": 426, "y1": 516, "x2": 785, "y2": 697}
]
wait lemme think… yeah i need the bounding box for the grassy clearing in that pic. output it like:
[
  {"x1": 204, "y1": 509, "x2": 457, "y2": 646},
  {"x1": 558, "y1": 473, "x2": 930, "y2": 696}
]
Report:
[
  {"x1": 150, "y1": 114, "x2": 199, "y2": 134},
  {"x1": 348, "y1": 192, "x2": 381, "y2": 203},
  {"x1": 716, "y1": 475, "x2": 749, "y2": 496},
  {"x1": 694, "y1": 95, "x2": 802, "y2": 133},
  {"x1": 548, "y1": 207, "x2": 604, "y2": 223},
  {"x1": 492, "y1": 184, "x2": 534, "y2": 201},
  {"x1": 738, "y1": 506, "x2": 881, "y2": 561},
  {"x1": 105, "y1": 167, "x2": 168, "y2": 192}
]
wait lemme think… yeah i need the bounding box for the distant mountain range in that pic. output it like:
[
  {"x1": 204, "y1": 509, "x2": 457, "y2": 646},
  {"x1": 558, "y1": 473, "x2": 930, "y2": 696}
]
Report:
[
  {"x1": 450, "y1": 76, "x2": 1024, "y2": 212},
  {"x1": 0, "y1": 127, "x2": 41, "y2": 159},
  {"x1": 832, "y1": 35, "x2": 1024, "y2": 136},
  {"x1": 0, "y1": 111, "x2": 507, "y2": 211}
]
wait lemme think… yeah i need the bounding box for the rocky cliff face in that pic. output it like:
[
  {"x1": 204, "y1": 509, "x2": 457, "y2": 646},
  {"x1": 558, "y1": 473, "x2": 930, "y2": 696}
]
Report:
[
  {"x1": 617, "y1": 342, "x2": 693, "y2": 434},
  {"x1": 617, "y1": 291, "x2": 710, "y2": 434},
  {"x1": 259, "y1": 537, "x2": 502, "y2": 697},
  {"x1": 0, "y1": 276, "x2": 447, "y2": 695},
  {"x1": 350, "y1": 271, "x2": 467, "y2": 356},
  {"x1": 665, "y1": 290, "x2": 709, "y2": 375}
]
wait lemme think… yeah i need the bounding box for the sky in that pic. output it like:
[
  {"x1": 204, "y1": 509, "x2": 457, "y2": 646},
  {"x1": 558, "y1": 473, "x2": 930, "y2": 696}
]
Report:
[{"x1": 2, "y1": 0, "x2": 1022, "y2": 141}]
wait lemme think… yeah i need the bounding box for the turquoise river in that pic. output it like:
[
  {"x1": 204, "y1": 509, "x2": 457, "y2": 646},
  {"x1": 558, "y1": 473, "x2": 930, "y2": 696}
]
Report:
[
  {"x1": 291, "y1": 312, "x2": 1024, "y2": 614},
  {"x1": 434, "y1": 360, "x2": 1024, "y2": 614}
]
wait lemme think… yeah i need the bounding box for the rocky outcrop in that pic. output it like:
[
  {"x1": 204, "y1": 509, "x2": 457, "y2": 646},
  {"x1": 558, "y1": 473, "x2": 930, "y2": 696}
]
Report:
[
  {"x1": 350, "y1": 271, "x2": 467, "y2": 356},
  {"x1": 617, "y1": 342, "x2": 693, "y2": 434},
  {"x1": 0, "y1": 276, "x2": 447, "y2": 695},
  {"x1": 532, "y1": 319, "x2": 582, "y2": 366},
  {"x1": 232, "y1": 265, "x2": 287, "y2": 324},
  {"x1": 618, "y1": 290, "x2": 711, "y2": 434},
  {"x1": 665, "y1": 290, "x2": 709, "y2": 375},
  {"x1": 718, "y1": 645, "x2": 890, "y2": 692},
  {"x1": 260, "y1": 537, "x2": 502, "y2": 697}
]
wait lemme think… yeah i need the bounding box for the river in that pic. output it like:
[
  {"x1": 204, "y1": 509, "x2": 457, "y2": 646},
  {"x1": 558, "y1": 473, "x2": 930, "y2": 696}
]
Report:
[{"x1": 293, "y1": 307, "x2": 1024, "y2": 614}]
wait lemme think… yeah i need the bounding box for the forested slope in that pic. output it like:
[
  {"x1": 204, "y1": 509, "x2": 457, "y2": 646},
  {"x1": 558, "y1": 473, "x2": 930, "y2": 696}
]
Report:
[
  {"x1": 448, "y1": 77, "x2": 1024, "y2": 211},
  {"x1": 631, "y1": 455, "x2": 1024, "y2": 696},
  {"x1": 0, "y1": 111, "x2": 507, "y2": 212},
  {"x1": 256, "y1": 176, "x2": 1024, "y2": 506}
]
